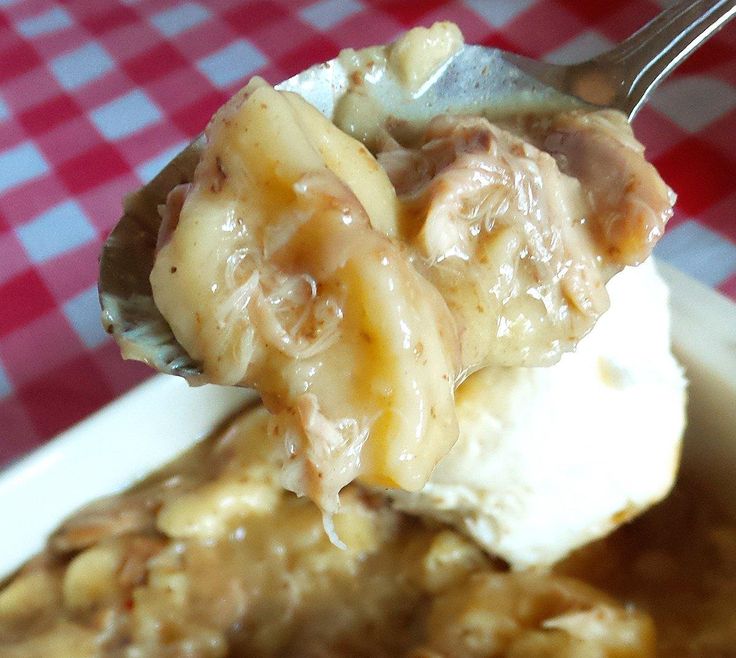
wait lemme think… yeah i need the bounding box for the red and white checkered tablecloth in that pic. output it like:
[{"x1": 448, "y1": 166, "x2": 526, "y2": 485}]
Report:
[{"x1": 1, "y1": 0, "x2": 735, "y2": 467}]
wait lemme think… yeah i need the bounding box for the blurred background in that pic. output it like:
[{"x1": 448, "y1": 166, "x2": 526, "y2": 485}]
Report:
[{"x1": 1, "y1": 0, "x2": 734, "y2": 465}]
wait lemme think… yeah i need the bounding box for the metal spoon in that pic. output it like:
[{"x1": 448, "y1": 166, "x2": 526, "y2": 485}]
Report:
[{"x1": 99, "y1": 0, "x2": 736, "y2": 382}]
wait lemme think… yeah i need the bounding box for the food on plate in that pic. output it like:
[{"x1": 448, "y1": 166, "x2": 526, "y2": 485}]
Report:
[
  {"x1": 140, "y1": 23, "x2": 675, "y2": 521},
  {"x1": 4, "y1": 207, "x2": 694, "y2": 657},
  {"x1": 14, "y1": 20, "x2": 715, "y2": 656},
  {"x1": 0, "y1": 399, "x2": 733, "y2": 656}
]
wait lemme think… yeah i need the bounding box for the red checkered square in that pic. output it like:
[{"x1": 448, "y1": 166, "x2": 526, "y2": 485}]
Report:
[
  {"x1": 653, "y1": 138, "x2": 736, "y2": 217},
  {"x1": 553, "y1": 0, "x2": 660, "y2": 42},
  {"x1": 365, "y1": 0, "x2": 451, "y2": 27},
  {"x1": 0, "y1": 175, "x2": 68, "y2": 231},
  {"x1": 18, "y1": 93, "x2": 81, "y2": 135},
  {"x1": 57, "y1": 0, "x2": 119, "y2": 22},
  {"x1": 34, "y1": 116, "x2": 103, "y2": 167},
  {"x1": 631, "y1": 105, "x2": 689, "y2": 161},
  {"x1": 223, "y1": 1, "x2": 292, "y2": 35},
  {"x1": 593, "y1": 2, "x2": 661, "y2": 43},
  {"x1": 116, "y1": 120, "x2": 188, "y2": 171},
  {"x1": 694, "y1": 192, "x2": 736, "y2": 245},
  {"x1": 678, "y1": 30, "x2": 736, "y2": 84},
  {"x1": 499, "y1": 2, "x2": 584, "y2": 58},
  {"x1": 144, "y1": 68, "x2": 216, "y2": 116},
  {"x1": 698, "y1": 107, "x2": 736, "y2": 157},
  {"x1": 56, "y1": 142, "x2": 131, "y2": 195},
  {"x1": 19, "y1": 22, "x2": 89, "y2": 62},
  {"x1": 122, "y1": 41, "x2": 190, "y2": 85},
  {"x1": 0, "y1": 117, "x2": 23, "y2": 151},
  {"x1": 0, "y1": 271, "x2": 57, "y2": 338},
  {"x1": 0, "y1": 398, "x2": 40, "y2": 466},
  {"x1": 0, "y1": 230, "x2": 30, "y2": 285},
  {"x1": 15, "y1": 352, "x2": 115, "y2": 440},
  {"x1": 228, "y1": 6, "x2": 319, "y2": 65},
  {"x1": 0, "y1": 309, "x2": 85, "y2": 389},
  {"x1": 69, "y1": 68, "x2": 136, "y2": 114},
  {"x1": 166, "y1": 14, "x2": 239, "y2": 62},
  {"x1": 0, "y1": 14, "x2": 16, "y2": 51},
  {"x1": 78, "y1": 3, "x2": 139, "y2": 35},
  {"x1": 270, "y1": 35, "x2": 342, "y2": 81},
  {"x1": 270, "y1": 0, "x2": 335, "y2": 11},
  {"x1": 1, "y1": 66, "x2": 61, "y2": 114},
  {"x1": 169, "y1": 89, "x2": 230, "y2": 137},
  {"x1": 97, "y1": 21, "x2": 162, "y2": 63},
  {"x1": 329, "y1": 11, "x2": 405, "y2": 49},
  {"x1": 0, "y1": 36, "x2": 42, "y2": 85}
]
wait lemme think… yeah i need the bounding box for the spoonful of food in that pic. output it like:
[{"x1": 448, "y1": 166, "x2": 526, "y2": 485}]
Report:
[
  {"x1": 98, "y1": 0, "x2": 733, "y2": 515},
  {"x1": 100, "y1": 0, "x2": 735, "y2": 382}
]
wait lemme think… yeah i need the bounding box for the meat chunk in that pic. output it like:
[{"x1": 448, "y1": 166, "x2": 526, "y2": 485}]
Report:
[
  {"x1": 521, "y1": 109, "x2": 675, "y2": 266},
  {"x1": 377, "y1": 111, "x2": 674, "y2": 370}
]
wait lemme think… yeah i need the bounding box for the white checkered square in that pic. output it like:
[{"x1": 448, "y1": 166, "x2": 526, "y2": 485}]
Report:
[
  {"x1": 63, "y1": 285, "x2": 109, "y2": 349},
  {"x1": 545, "y1": 30, "x2": 613, "y2": 64},
  {"x1": 0, "y1": 141, "x2": 49, "y2": 194},
  {"x1": 90, "y1": 89, "x2": 163, "y2": 140},
  {"x1": 49, "y1": 41, "x2": 115, "y2": 90},
  {"x1": 300, "y1": 0, "x2": 363, "y2": 30},
  {"x1": 0, "y1": 360, "x2": 11, "y2": 400},
  {"x1": 465, "y1": 0, "x2": 536, "y2": 27},
  {"x1": 49, "y1": 42, "x2": 115, "y2": 89},
  {"x1": 649, "y1": 76, "x2": 736, "y2": 133},
  {"x1": 16, "y1": 200, "x2": 97, "y2": 264},
  {"x1": 17, "y1": 7, "x2": 73, "y2": 38},
  {"x1": 197, "y1": 40, "x2": 267, "y2": 88},
  {"x1": 654, "y1": 219, "x2": 736, "y2": 287},
  {"x1": 151, "y1": 2, "x2": 211, "y2": 37},
  {"x1": 135, "y1": 140, "x2": 188, "y2": 183}
]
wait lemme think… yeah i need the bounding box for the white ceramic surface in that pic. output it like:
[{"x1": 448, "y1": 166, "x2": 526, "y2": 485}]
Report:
[
  {"x1": 0, "y1": 377, "x2": 253, "y2": 580},
  {"x1": 0, "y1": 262, "x2": 734, "y2": 581}
]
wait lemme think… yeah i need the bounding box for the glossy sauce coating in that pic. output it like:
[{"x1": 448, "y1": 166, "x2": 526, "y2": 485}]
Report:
[
  {"x1": 149, "y1": 24, "x2": 674, "y2": 521},
  {"x1": 0, "y1": 406, "x2": 659, "y2": 658}
]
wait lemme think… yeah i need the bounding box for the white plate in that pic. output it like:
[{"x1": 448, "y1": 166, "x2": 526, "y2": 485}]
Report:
[{"x1": 0, "y1": 261, "x2": 734, "y2": 580}]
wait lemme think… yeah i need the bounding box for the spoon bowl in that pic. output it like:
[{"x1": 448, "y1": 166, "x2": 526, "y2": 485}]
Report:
[{"x1": 99, "y1": 0, "x2": 735, "y2": 382}]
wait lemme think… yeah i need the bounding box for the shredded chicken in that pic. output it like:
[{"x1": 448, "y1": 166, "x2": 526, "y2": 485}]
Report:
[
  {"x1": 151, "y1": 79, "x2": 460, "y2": 522},
  {"x1": 149, "y1": 25, "x2": 674, "y2": 523}
]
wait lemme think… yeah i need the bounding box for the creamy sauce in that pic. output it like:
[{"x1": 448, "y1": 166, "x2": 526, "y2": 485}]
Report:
[
  {"x1": 559, "y1": 475, "x2": 736, "y2": 655},
  {"x1": 0, "y1": 406, "x2": 653, "y2": 657},
  {"x1": 0, "y1": 406, "x2": 731, "y2": 656},
  {"x1": 148, "y1": 23, "x2": 674, "y2": 523},
  {"x1": 151, "y1": 79, "x2": 460, "y2": 523}
]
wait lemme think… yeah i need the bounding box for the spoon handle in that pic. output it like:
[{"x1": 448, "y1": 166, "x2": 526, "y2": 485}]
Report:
[{"x1": 592, "y1": 0, "x2": 736, "y2": 118}]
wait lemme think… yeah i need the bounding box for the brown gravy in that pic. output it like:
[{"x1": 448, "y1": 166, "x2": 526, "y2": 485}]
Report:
[{"x1": 0, "y1": 406, "x2": 732, "y2": 657}]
